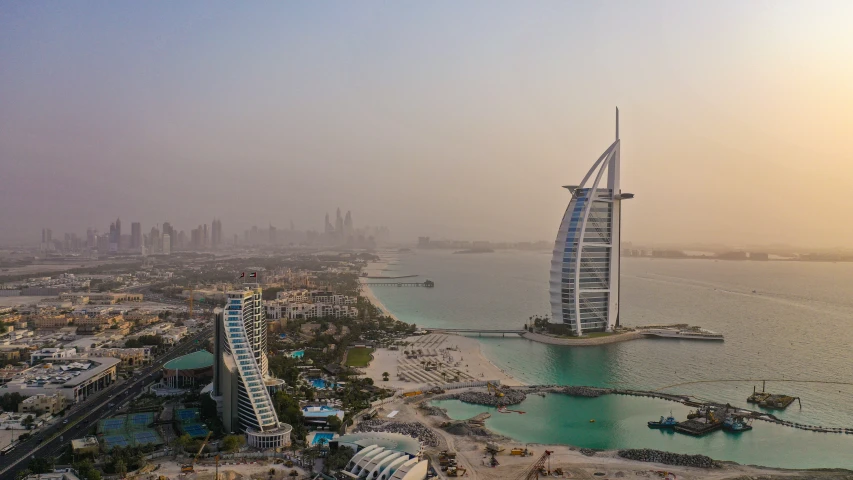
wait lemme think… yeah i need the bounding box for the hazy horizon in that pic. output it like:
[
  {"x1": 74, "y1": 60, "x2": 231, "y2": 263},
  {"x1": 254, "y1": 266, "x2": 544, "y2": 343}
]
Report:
[{"x1": 3, "y1": 1, "x2": 853, "y2": 248}]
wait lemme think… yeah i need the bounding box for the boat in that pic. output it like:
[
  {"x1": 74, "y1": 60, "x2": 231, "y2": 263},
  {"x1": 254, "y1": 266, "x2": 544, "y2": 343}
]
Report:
[
  {"x1": 648, "y1": 413, "x2": 680, "y2": 429},
  {"x1": 639, "y1": 328, "x2": 724, "y2": 341},
  {"x1": 723, "y1": 416, "x2": 753, "y2": 432}
]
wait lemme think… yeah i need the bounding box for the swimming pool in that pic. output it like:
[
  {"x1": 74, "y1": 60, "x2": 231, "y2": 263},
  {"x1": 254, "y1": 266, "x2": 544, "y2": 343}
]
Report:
[
  {"x1": 291, "y1": 350, "x2": 304, "y2": 358},
  {"x1": 311, "y1": 432, "x2": 335, "y2": 445},
  {"x1": 311, "y1": 378, "x2": 327, "y2": 389}
]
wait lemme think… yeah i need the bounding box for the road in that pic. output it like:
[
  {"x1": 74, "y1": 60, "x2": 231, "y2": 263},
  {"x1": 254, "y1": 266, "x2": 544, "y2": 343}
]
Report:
[{"x1": 0, "y1": 325, "x2": 213, "y2": 480}]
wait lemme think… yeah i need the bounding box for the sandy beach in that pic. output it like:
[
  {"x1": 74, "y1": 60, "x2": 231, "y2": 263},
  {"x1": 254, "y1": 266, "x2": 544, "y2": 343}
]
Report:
[{"x1": 364, "y1": 333, "x2": 523, "y2": 390}]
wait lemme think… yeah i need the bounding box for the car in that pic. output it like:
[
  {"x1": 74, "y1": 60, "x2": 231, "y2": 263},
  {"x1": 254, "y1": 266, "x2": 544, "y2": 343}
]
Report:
[{"x1": 63, "y1": 420, "x2": 69, "y2": 424}]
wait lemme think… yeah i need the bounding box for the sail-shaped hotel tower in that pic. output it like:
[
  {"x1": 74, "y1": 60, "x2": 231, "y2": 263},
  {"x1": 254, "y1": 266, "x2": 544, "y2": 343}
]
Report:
[{"x1": 549, "y1": 108, "x2": 634, "y2": 335}]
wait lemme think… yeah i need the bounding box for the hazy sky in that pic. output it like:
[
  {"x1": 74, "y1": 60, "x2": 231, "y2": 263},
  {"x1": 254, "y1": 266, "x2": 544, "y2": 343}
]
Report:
[{"x1": 2, "y1": 1, "x2": 853, "y2": 247}]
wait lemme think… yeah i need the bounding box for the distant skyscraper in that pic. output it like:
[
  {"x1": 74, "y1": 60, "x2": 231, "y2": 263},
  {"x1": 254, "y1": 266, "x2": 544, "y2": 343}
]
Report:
[
  {"x1": 109, "y1": 221, "x2": 118, "y2": 253},
  {"x1": 162, "y1": 222, "x2": 175, "y2": 251},
  {"x1": 269, "y1": 224, "x2": 276, "y2": 244},
  {"x1": 335, "y1": 208, "x2": 344, "y2": 243},
  {"x1": 87, "y1": 228, "x2": 95, "y2": 249},
  {"x1": 550, "y1": 108, "x2": 634, "y2": 335},
  {"x1": 202, "y1": 224, "x2": 209, "y2": 248},
  {"x1": 324, "y1": 213, "x2": 333, "y2": 234},
  {"x1": 149, "y1": 226, "x2": 161, "y2": 253},
  {"x1": 344, "y1": 211, "x2": 353, "y2": 239},
  {"x1": 115, "y1": 218, "x2": 121, "y2": 251},
  {"x1": 162, "y1": 234, "x2": 171, "y2": 255},
  {"x1": 211, "y1": 219, "x2": 222, "y2": 248},
  {"x1": 131, "y1": 222, "x2": 142, "y2": 250}
]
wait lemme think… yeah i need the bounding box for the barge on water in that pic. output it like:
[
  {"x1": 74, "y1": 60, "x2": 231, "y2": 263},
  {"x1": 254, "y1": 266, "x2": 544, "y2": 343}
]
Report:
[
  {"x1": 674, "y1": 418, "x2": 723, "y2": 436},
  {"x1": 639, "y1": 328, "x2": 724, "y2": 341},
  {"x1": 748, "y1": 383, "x2": 801, "y2": 409}
]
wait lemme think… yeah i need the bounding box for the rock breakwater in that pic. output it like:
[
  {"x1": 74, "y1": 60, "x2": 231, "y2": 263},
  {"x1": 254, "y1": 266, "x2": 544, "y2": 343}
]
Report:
[
  {"x1": 560, "y1": 386, "x2": 613, "y2": 397},
  {"x1": 451, "y1": 389, "x2": 527, "y2": 406},
  {"x1": 354, "y1": 420, "x2": 439, "y2": 447},
  {"x1": 617, "y1": 449, "x2": 721, "y2": 468}
]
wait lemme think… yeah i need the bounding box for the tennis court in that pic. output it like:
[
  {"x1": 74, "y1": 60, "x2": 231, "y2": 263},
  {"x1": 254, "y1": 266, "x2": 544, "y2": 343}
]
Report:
[
  {"x1": 182, "y1": 422, "x2": 210, "y2": 438},
  {"x1": 99, "y1": 417, "x2": 126, "y2": 434},
  {"x1": 176, "y1": 408, "x2": 200, "y2": 423},
  {"x1": 128, "y1": 412, "x2": 155, "y2": 429},
  {"x1": 103, "y1": 434, "x2": 131, "y2": 449},
  {"x1": 99, "y1": 414, "x2": 165, "y2": 449},
  {"x1": 132, "y1": 430, "x2": 163, "y2": 446}
]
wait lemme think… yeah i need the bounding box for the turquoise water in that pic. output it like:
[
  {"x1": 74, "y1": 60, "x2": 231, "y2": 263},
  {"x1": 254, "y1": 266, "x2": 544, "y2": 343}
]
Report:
[
  {"x1": 370, "y1": 250, "x2": 853, "y2": 469},
  {"x1": 432, "y1": 396, "x2": 853, "y2": 469},
  {"x1": 311, "y1": 432, "x2": 335, "y2": 445},
  {"x1": 291, "y1": 350, "x2": 304, "y2": 358},
  {"x1": 311, "y1": 378, "x2": 328, "y2": 389}
]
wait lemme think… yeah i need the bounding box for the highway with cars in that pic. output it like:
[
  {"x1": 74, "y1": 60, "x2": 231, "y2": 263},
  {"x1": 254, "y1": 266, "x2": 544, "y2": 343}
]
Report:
[{"x1": 0, "y1": 325, "x2": 213, "y2": 480}]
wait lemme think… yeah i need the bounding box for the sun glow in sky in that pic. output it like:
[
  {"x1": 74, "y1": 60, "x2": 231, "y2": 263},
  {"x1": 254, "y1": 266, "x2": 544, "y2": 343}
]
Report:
[{"x1": 2, "y1": 1, "x2": 852, "y2": 247}]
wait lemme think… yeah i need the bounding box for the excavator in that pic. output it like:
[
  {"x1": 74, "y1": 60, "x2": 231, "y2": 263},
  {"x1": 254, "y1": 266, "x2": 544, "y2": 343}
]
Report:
[
  {"x1": 486, "y1": 382, "x2": 504, "y2": 398},
  {"x1": 181, "y1": 431, "x2": 212, "y2": 473}
]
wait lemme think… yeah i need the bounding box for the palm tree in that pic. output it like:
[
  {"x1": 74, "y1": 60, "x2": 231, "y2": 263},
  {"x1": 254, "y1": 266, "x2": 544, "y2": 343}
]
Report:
[{"x1": 382, "y1": 372, "x2": 389, "y2": 382}]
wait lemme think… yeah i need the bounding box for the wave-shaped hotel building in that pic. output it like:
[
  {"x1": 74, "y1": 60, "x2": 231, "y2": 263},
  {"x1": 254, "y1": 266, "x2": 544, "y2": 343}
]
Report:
[
  {"x1": 550, "y1": 108, "x2": 634, "y2": 335},
  {"x1": 211, "y1": 285, "x2": 291, "y2": 448}
]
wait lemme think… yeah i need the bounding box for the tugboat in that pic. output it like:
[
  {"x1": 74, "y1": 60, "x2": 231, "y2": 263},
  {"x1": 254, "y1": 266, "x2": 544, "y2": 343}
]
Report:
[
  {"x1": 723, "y1": 415, "x2": 753, "y2": 432},
  {"x1": 648, "y1": 412, "x2": 680, "y2": 429}
]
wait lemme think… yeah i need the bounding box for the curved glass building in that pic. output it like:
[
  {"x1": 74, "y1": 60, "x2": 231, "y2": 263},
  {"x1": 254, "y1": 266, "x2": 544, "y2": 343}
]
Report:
[
  {"x1": 549, "y1": 109, "x2": 633, "y2": 335},
  {"x1": 212, "y1": 285, "x2": 292, "y2": 448}
]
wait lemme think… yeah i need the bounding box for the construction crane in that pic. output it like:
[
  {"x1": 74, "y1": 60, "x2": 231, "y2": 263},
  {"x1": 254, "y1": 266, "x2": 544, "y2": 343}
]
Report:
[
  {"x1": 516, "y1": 450, "x2": 552, "y2": 480},
  {"x1": 486, "y1": 382, "x2": 504, "y2": 398},
  {"x1": 181, "y1": 431, "x2": 212, "y2": 473}
]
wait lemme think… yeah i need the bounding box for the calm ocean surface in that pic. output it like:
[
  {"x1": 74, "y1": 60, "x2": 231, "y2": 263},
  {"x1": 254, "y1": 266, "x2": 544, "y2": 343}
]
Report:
[{"x1": 369, "y1": 250, "x2": 853, "y2": 469}]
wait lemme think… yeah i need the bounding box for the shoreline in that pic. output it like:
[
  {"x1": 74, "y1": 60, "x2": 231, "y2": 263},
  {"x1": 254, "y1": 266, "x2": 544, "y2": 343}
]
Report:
[
  {"x1": 522, "y1": 330, "x2": 644, "y2": 345},
  {"x1": 361, "y1": 259, "x2": 524, "y2": 388}
]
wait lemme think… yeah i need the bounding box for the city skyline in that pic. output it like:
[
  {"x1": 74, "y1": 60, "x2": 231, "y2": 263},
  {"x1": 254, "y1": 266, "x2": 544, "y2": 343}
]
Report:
[{"x1": 3, "y1": 2, "x2": 853, "y2": 248}]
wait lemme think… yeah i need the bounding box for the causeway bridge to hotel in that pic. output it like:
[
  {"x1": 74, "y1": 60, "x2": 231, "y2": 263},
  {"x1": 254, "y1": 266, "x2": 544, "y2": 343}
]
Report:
[{"x1": 428, "y1": 328, "x2": 527, "y2": 337}]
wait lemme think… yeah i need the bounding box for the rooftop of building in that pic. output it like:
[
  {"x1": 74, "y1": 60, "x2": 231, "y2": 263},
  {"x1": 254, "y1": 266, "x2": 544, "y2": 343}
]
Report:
[
  {"x1": 163, "y1": 350, "x2": 214, "y2": 371},
  {"x1": 336, "y1": 432, "x2": 421, "y2": 458},
  {"x1": 0, "y1": 357, "x2": 120, "y2": 390}
]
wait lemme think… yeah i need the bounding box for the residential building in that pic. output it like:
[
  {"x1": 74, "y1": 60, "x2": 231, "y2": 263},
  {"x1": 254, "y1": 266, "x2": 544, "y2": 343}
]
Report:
[
  {"x1": 19, "y1": 393, "x2": 68, "y2": 415},
  {"x1": 549, "y1": 108, "x2": 633, "y2": 335},
  {"x1": 30, "y1": 347, "x2": 78, "y2": 364},
  {"x1": 71, "y1": 436, "x2": 100, "y2": 455},
  {"x1": 265, "y1": 302, "x2": 357, "y2": 321},
  {"x1": 32, "y1": 315, "x2": 71, "y2": 330},
  {"x1": 212, "y1": 285, "x2": 291, "y2": 449},
  {"x1": 88, "y1": 347, "x2": 151, "y2": 367}
]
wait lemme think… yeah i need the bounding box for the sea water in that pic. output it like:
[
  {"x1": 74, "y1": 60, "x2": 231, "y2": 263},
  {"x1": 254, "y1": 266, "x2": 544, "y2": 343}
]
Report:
[{"x1": 369, "y1": 250, "x2": 853, "y2": 468}]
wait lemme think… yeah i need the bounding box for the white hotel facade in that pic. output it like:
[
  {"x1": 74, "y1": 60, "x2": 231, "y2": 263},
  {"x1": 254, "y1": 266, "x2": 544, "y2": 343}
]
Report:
[{"x1": 549, "y1": 109, "x2": 634, "y2": 335}]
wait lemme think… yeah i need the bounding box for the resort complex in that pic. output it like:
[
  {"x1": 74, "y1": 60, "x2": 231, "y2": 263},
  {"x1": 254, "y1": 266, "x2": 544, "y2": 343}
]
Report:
[{"x1": 549, "y1": 108, "x2": 634, "y2": 335}]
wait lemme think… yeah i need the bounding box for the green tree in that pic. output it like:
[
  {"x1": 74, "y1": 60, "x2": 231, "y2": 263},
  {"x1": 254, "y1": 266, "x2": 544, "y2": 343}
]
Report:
[
  {"x1": 382, "y1": 372, "x2": 389, "y2": 381},
  {"x1": 324, "y1": 446, "x2": 355, "y2": 473},
  {"x1": 175, "y1": 433, "x2": 193, "y2": 452},
  {"x1": 22, "y1": 415, "x2": 34, "y2": 428},
  {"x1": 326, "y1": 415, "x2": 342, "y2": 432},
  {"x1": 222, "y1": 434, "x2": 245, "y2": 453},
  {"x1": 115, "y1": 459, "x2": 127, "y2": 478},
  {"x1": 28, "y1": 458, "x2": 53, "y2": 474}
]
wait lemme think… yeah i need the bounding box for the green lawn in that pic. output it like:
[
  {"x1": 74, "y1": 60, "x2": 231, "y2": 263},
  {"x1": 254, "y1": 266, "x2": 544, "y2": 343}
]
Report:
[{"x1": 345, "y1": 347, "x2": 375, "y2": 367}]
